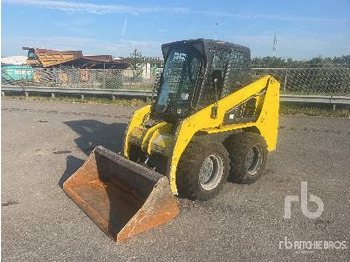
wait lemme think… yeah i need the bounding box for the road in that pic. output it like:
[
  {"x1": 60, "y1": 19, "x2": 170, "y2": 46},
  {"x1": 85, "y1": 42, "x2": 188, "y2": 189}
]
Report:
[{"x1": 2, "y1": 99, "x2": 349, "y2": 261}]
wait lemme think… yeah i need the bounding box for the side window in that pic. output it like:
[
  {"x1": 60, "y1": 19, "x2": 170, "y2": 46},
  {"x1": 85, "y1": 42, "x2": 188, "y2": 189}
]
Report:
[
  {"x1": 221, "y1": 49, "x2": 251, "y2": 97},
  {"x1": 212, "y1": 51, "x2": 227, "y2": 71},
  {"x1": 155, "y1": 48, "x2": 201, "y2": 114},
  {"x1": 198, "y1": 50, "x2": 228, "y2": 107},
  {"x1": 28, "y1": 51, "x2": 37, "y2": 59}
]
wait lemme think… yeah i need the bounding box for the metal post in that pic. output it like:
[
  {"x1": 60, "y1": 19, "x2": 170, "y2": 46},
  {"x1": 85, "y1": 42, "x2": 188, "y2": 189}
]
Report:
[
  {"x1": 283, "y1": 70, "x2": 288, "y2": 92},
  {"x1": 103, "y1": 63, "x2": 106, "y2": 89}
]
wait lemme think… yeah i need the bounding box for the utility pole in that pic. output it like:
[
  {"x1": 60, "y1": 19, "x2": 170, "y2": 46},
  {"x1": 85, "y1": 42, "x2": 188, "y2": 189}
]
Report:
[
  {"x1": 214, "y1": 23, "x2": 219, "y2": 40},
  {"x1": 272, "y1": 34, "x2": 278, "y2": 57}
]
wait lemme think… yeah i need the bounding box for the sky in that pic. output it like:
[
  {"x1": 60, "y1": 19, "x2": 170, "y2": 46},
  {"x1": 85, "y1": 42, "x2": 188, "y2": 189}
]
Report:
[{"x1": 1, "y1": 0, "x2": 350, "y2": 59}]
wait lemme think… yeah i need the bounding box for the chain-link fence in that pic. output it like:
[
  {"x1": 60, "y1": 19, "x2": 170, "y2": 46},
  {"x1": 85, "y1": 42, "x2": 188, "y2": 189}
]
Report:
[
  {"x1": 2, "y1": 67, "x2": 350, "y2": 96},
  {"x1": 252, "y1": 68, "x2": 350, "y2": 95},
  {"x1": 1, "y1": 68, "x2": 155, "y2": 90}
]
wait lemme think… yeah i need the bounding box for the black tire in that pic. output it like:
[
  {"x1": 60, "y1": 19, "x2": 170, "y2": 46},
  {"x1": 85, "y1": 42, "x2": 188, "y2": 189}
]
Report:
[
  {"x1": 224, "y1": 133, "x2": 268, "y2": 184},
  {"x1": 177, "y1": 141, "x2": 230, "y2": 201}
]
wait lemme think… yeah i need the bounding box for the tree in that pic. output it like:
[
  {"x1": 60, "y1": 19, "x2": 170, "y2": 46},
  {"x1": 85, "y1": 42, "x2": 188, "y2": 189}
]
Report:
[
  {"x1": 128, "y1": 48, "x2": 144, "y2": 78},
  {"x1": 251, "y1": 55, "x2": 350, "y2": 68}
]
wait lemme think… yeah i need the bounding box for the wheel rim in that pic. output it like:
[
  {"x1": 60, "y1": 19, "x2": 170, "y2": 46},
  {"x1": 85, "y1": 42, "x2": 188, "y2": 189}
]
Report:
[
  {"x1": 199, "y1": 154, "x2": 224, "y2": 191},
  {"x1": 245, "y1": 145, "x2": 264, "y2": 176}
]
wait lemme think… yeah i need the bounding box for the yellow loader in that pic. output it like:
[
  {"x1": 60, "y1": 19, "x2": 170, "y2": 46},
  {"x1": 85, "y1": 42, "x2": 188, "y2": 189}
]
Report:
[{"x1": 63, "y1": 39, "x2": 280, "y2": 242}]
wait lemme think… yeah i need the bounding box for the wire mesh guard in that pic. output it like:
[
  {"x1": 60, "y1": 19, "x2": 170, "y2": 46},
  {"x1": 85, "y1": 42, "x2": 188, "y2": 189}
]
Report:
[{"x1": 1, "y1": 67, "x2": 350, "y2": 96}]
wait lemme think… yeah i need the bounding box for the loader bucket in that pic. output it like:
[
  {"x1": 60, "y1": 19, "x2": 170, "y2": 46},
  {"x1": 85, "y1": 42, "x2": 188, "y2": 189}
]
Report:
[{"x1": 63, "y1": 146, "x2": 179, "y2": 242}]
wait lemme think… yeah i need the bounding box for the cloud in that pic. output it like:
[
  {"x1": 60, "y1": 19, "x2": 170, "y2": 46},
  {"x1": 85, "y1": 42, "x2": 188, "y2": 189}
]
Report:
[
  {"x1": 121, "y1": 19, "x2": 128, "y2": 37},
  {"x1": 3, "y1": 34, "x2": 350, "y2": 59},
  {"x1": 230, "y1": 34, "x2": 350, "y2": 59},
  {"x1": 3, "y1": 0, "x2": 349, "y2": 23},
  {"x1": 2, "y1": 0, "x2": 189, "y2": 15},
  {"x1": 2, "y1": 36, "x2": 163, "y2": 57},
  {"x1": 194, "y1": 11, "x2": 350, "y2": 23}
]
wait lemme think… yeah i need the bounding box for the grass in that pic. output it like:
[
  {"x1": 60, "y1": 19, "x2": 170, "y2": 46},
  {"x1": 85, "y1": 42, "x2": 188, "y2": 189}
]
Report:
[
  {"x1": 3, "y1": 94, "x2": 349, "y2": 118},
  {"x1": 280, "y1": 103, "x2": 349, "y2": 118},
  {"x1": 280, "y1": 90, "x2": 349, "y2": 96}
]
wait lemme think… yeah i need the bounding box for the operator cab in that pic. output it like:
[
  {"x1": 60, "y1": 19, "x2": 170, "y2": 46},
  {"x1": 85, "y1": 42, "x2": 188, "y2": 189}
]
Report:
[{"x1": 152, "y1": 39, "x2": 251, "y2": 122}]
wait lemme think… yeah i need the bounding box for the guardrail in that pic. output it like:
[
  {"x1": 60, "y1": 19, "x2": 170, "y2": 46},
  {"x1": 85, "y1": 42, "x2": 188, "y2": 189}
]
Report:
[
  {"x1": 280, "y1": 94, "x2": 350, "y2": 105},
  {"x1": 1, "y1": 85, "x2": 153, "y2": 99},
  {"x1": 2, "y1": 85, "x2": 350, "y2": 107}
]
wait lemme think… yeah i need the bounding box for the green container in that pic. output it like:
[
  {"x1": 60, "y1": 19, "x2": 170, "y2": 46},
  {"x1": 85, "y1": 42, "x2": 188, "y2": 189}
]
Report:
[{"x1": 1, "y1": 65, "x2": 33, "y2": 82}]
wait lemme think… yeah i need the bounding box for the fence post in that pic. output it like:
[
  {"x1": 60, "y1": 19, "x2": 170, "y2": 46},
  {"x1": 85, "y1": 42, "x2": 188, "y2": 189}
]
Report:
[
  {"x1": 283, "y1": 70, "x2": 288, "y2": 92},
  {"x1": 103, "y1": 63, "x2": 106, "y2": 89}
]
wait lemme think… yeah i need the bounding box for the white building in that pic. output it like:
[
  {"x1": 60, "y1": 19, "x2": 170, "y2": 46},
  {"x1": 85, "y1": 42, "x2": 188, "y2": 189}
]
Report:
[{"x1": 1, "y1": 56, "x2": 27, "y2": 65}]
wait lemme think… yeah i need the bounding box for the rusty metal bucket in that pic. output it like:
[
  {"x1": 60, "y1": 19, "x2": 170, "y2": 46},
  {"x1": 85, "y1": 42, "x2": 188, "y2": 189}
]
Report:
[{"x1": 63, "y1": 146, "x2": 179, "y2": 242}]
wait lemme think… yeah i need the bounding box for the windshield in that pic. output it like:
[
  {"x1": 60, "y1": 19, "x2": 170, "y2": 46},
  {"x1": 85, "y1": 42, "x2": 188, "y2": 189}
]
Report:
[{"x1": 154, "y1": 47, "x2": 201, "y2": 116}]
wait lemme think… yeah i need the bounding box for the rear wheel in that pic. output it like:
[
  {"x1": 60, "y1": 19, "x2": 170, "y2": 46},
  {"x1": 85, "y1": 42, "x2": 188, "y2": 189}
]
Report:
[
  {"x1": 225, "y1": 133, "x2": 268, "y2": 184},
  {"x1": 177, "y1": 141, "x2": 230, "y2": 201}
]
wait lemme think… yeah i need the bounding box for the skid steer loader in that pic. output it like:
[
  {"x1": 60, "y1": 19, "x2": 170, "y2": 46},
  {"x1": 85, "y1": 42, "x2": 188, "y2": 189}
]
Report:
[{"x1": 63, "y1": 39, "x2": 280, "y2": 242}]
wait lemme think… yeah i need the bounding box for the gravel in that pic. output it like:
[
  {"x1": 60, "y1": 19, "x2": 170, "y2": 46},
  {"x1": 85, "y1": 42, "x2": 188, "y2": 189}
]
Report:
[{"x1": 2, "y1": 99, "x2": 349, "y2": 261}]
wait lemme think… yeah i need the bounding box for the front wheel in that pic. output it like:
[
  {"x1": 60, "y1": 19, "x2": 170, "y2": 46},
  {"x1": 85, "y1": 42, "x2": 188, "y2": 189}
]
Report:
[{"x1": 177, "y1": 141, "x2": 230, "y2": 201}]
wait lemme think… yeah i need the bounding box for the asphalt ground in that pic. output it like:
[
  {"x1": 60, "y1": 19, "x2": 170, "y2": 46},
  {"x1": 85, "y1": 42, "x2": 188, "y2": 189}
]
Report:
[{"x1": 1, "y1": 99, "x2": 349, "y2": 261}]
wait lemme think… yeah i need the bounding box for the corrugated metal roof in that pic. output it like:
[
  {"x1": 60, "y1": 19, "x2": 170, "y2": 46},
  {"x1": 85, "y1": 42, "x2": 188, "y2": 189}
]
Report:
[{"x1": 22, "y1": 47, "x2": 130, "y2": 69}]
